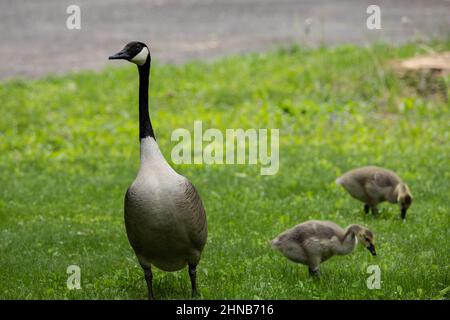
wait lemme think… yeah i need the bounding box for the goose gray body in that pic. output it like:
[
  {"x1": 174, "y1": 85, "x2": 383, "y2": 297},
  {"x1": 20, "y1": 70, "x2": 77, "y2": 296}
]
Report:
[
  {"x1": 271, "y1": 220, "x2": 376, "y2": 276},
  {"x1": 336, "y1": 166, "x2": 413, "y2": 219},
  {"x1": 125, "y1": 137, "x2": 207, "y2": 272}
]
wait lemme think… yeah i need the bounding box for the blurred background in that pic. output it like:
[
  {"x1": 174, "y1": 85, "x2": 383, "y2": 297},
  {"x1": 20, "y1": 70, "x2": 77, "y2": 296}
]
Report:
[{"x1": 1, "y1": 0, "x2": 449, "y2": 79}]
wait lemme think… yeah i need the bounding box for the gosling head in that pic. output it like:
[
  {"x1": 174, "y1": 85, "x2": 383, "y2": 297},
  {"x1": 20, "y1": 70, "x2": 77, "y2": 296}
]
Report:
[
  {"x1": 356, "y1": 228, "x2": 376, "y2": 256},
  {"x1": 109, "y1": 41, "x2": 150, "y2": 66},
  {"x1": 397, "y1": 183, "x2": 413, "y2": 220}
]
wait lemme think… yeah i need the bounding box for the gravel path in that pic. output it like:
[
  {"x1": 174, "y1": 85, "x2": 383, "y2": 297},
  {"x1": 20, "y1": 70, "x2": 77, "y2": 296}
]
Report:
[{"x1": 1, "y1": 0, "x2": 449, "y2": 79}]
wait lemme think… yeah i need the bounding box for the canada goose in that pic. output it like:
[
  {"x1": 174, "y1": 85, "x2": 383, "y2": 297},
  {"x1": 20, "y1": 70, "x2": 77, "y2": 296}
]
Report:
[
  {"x1": 271, "y1": 220, "x2": 376, "y2": 276},
  {"x1": 109, "y1": 42, "x2": 207, "y2": 299},
  {"x1": 336, "y1": 166, "x2": 413, "y2": 219}
]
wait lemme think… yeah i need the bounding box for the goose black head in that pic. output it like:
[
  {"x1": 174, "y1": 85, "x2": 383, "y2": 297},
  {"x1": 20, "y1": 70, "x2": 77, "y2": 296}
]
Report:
[{"x1": 109, "y1": 42, "x2": 150, "y2": 66}]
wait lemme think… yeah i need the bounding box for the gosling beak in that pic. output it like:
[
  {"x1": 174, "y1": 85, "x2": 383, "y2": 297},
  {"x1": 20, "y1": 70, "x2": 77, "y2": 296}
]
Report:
[
  {"x1": 109, "y1": 49, "x2": 131, "y2": 60},
  {"x1": 367, "y1": 244, "x2": 376, "y2": 256},
  {"x1": 401, "y1": 207, "x2": 407, "y2": 220}
]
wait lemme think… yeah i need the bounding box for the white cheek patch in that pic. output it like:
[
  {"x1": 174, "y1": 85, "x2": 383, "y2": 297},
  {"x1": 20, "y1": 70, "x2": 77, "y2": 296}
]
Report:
[{"x1": 131, "y1": 47, "x2": 149, "y2": 66}]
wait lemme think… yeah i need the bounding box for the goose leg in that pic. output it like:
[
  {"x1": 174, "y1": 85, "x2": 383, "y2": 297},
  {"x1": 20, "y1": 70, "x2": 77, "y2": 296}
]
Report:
[
  {"x1": 308, "y1": 266, "x2": 320, "y2": 277},
  {"x1": 143, "y1": 266, "x2": 155, "y2": 300},
  {"x1": 371, "y1": 206, "x2": 379, "y2": 216},
  {"x1": 364, "y1": 204, "x2": 370, "y2": 214},
  {"x1": 188, "y1": 264, "x2": 198, "y2": 297}
]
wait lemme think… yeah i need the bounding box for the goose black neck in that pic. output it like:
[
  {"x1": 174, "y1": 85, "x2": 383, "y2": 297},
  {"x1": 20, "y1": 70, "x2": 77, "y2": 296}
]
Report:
[{"x1": 138, "y1": 56, "x2": 155, "y2": 140}]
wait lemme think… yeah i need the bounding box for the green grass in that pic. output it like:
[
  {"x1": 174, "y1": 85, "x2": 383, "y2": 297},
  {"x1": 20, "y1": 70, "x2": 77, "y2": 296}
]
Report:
[{"x1": 0, "y1": 41, "x2": 449, "y2": 300}]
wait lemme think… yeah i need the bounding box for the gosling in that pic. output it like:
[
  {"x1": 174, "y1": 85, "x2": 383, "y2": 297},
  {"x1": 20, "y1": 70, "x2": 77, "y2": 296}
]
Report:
[
  {"x1": 271, "y1": 220, "x2": 376, "y2": 276},
  {"x1": 336, "y1": 166, "x2": 413, "y2": 219}
]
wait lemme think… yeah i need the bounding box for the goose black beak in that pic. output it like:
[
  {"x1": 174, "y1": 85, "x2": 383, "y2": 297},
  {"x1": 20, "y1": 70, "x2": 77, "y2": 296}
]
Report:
[
  {"x1": 367, "y1": 244, "x2": 376, "y2": 256},
  {"x1": 109, "y1": 50, "x2": 131, "y2": 60},
  {"x1": 401, "y1": 207, "x2": 407, "y2": 220}
]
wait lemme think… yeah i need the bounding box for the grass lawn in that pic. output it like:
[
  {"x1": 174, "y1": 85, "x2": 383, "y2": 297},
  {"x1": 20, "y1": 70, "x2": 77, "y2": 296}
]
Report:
[{"x1": 0, "y1": 41, "x2": 449, "y2": 300}]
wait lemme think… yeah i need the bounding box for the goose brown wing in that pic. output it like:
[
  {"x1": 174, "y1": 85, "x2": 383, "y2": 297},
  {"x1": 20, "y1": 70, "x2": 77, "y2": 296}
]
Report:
[
  {"x1": 372, "y1": 171, "x2": 399, "y2": 188},
  {"x1": 291, "y1": 221, "x2": 340, "y2": 244},
  {"x1": 177, "y1": 179, "x2": 208, "y2": 251}
]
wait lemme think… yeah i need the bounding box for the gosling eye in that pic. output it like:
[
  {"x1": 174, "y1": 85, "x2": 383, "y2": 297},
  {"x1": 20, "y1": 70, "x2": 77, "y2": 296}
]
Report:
[{"x1": 364, "y1": 237, "x2": 370, "y2": 242}]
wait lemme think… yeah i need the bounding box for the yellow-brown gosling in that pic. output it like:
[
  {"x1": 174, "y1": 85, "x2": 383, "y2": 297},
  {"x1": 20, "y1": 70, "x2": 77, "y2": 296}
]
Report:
[
  {"x1": 271, "y1": 220, "x2": 376, "y2": 276},
  {"x1": 336, "y1": 166, "x2": 413, "y2": 219}
]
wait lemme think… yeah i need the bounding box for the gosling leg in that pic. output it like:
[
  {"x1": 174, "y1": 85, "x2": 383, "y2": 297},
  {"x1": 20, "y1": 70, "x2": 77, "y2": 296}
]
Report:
[
  {"x1": 308, "y1": 266, "x2": 320, "y2": 277},
  {"x1": 371, "y1": 206, "x2": 379, "y2": 216},
  {"x1": 143, "y1": 266, "x2": 155, "y2": 300},
  {"x1": 364, "y1": 204, "x2": 370, "y2": 214},
  {"x1": 188, "y1": 264, "x2": 198, "y2": 297}
]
